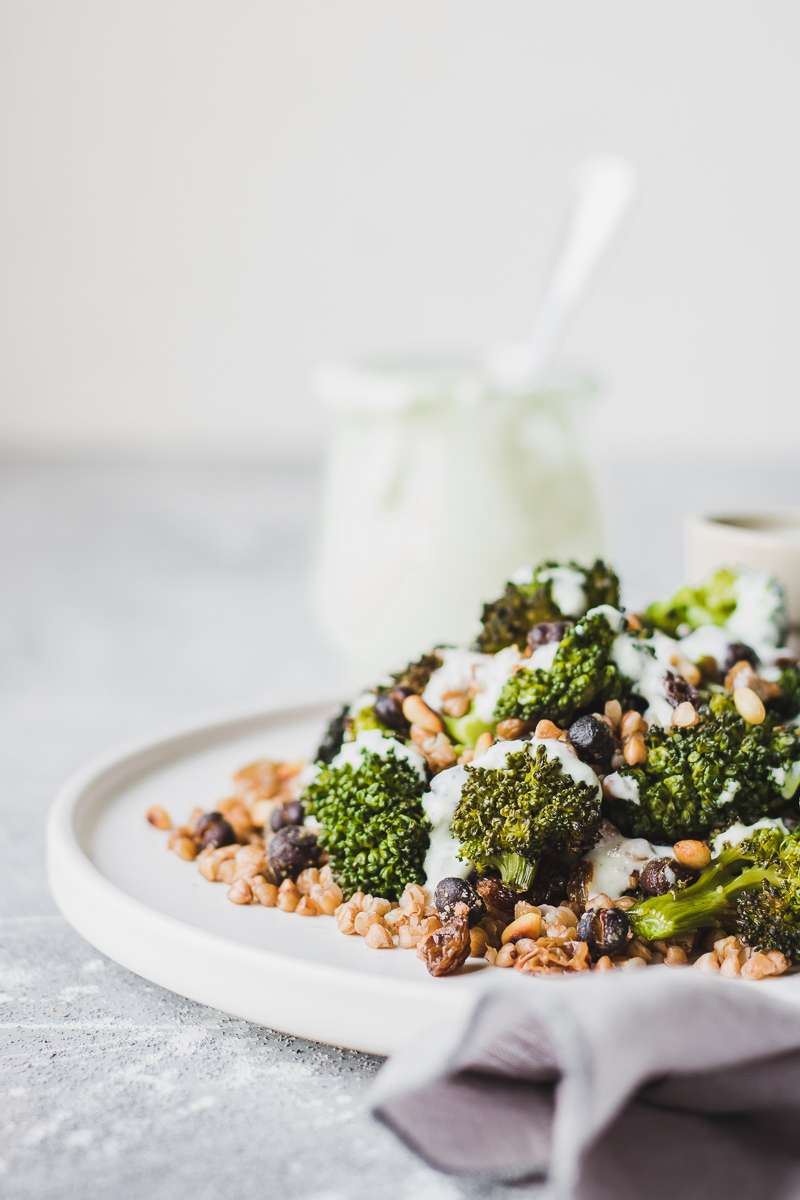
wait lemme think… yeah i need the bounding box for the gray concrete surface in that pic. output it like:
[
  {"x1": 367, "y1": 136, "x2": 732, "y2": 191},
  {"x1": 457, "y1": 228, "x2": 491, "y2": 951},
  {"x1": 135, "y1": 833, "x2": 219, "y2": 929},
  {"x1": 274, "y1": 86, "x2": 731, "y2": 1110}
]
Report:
[{"x1": 2, "y1": 455, "x2": 796, "y2": 1199}]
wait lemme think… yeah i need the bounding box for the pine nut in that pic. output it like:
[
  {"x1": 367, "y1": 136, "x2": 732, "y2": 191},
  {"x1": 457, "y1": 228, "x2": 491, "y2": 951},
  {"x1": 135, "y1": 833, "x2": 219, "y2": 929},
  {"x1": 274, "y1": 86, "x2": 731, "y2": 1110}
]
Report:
[
  {"x1": 620, "y1": 710, "x2": 646, "y2": 739},
  {"x1": 626, "y1": 613, "x2": 643, "y2": 632},
  {"x1": 673, "y1": 839, "x2": 711, "y2": 869},
  {"x1": 594, "y1": 955, "x2": 614, "y2": 971},
  {"x1": 672, "y1": 701, "x2": 700, "y2": 728},
  {"x1": 474, "y1": 732, "x2": 494, "y2": 756},
  {"x1": 604, "y1": 699, "x2": 622, "y2": 727},
  {"x1": 227, "y1": 879, "x2": 253, "y2": 905},
  {"x1": 673, "y1": 655, "x2": 701, "y2": 687},
  {"x1": 734, "y1": 687, "x2": 766, "y2": 725},
  {"x1": 496, "y1": 717, "x2": 527, "y2": 740},
  {"x1": 296, "y1": 896, "x2": 320, "y2": 916},
  {"x1": 534, "y1": 719, "x2": 562, "y2": 739},
  {"x1": 501, "y1": 912, "x2": 543, "y2": 944},
  {"x1": 441, "y1": 691, "x2": 470, "y2": 718},
  {"x1": 409, "y1": 724, "x2": 432, "y2": 750},
  {"x1": 725, "y1": 659, "x2": 753, "y2": 690},
  {"x1": 623, "y1": 732, "x2": 647, "y2": 766},
  {"x1": 173, "y1": 836, "x2": 198, "y2": 861},
  {"x1": 401, "y1": 694, "x2": 443, "y2": 733},
  {"x1": 146, "y1": 805, "x2": 172, "y2": 830}
]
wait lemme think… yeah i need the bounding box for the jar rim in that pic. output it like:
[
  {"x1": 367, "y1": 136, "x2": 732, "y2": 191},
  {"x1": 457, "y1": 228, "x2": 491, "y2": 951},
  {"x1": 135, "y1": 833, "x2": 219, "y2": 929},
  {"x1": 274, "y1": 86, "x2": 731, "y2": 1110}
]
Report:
[{"x1": 315, "y1": 355, "x2": 599, "y2": 414}]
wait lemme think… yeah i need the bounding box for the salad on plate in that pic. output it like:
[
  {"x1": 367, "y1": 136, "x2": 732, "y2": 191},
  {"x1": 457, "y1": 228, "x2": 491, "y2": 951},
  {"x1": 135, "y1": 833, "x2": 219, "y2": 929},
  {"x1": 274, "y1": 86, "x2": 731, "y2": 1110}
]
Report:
[{"x1": 147, "y1": 559, "x2": 800, "y2": 983}]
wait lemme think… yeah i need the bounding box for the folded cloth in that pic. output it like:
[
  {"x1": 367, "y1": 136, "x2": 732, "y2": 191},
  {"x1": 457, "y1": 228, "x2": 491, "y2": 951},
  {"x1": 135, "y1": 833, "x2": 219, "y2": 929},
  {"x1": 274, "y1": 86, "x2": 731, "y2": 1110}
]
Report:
[{"x1": 370, "y1": 968, "x2": 800, "y2": 1200}]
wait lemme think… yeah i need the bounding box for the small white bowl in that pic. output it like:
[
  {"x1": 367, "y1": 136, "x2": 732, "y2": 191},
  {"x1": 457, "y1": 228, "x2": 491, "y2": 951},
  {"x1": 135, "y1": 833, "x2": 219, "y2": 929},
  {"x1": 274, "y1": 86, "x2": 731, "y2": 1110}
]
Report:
[{"x1": 685, "y1": 511, "x2": 800, "y2": 628}]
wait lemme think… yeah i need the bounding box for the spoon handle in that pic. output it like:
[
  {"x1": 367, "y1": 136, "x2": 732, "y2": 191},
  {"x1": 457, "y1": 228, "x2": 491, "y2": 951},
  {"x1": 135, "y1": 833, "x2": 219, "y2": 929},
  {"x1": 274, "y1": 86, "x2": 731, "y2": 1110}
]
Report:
[{"x1": 488, "y1": 155, "x2": 637, "y2": 390}]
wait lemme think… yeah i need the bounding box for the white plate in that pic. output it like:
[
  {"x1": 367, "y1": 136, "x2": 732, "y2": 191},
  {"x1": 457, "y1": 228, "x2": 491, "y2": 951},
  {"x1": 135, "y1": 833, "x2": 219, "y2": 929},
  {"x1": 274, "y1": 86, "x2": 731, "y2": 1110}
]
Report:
[
  {"x1": 46, "y1": 701, "x2": 495, "y2": 1054},
  {"x1": 48, "y1": 701, "x2": 800, "y2": 1053}
]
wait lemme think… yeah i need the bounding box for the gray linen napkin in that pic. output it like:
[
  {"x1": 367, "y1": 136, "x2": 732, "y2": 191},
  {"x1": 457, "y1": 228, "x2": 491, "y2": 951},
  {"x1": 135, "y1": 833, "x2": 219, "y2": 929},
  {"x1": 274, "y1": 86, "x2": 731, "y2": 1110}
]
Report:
[{"x1": 371, "y1": 968, "x2": 800, "y2": 1200}]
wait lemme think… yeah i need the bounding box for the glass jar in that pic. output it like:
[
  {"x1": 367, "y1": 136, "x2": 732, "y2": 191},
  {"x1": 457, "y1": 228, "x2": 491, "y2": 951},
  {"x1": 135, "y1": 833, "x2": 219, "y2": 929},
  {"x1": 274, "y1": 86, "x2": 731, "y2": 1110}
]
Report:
[{"x1": 312, "y1": 357, "x2": 604, "y2": 679}]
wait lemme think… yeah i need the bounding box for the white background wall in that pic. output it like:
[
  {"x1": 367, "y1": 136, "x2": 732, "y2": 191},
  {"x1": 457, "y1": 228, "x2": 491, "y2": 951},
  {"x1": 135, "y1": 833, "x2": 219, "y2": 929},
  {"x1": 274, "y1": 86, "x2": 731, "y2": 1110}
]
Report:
[{"x1": 2, "y1": 0, "x2": 800, "y2": 460}]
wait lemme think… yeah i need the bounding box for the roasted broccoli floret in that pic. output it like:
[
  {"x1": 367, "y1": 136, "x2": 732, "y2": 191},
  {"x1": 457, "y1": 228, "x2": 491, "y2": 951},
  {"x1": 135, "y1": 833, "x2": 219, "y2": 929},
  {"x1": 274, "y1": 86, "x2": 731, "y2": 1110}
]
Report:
[
  {"x1": 389, "y1": 651, "x2": 443, "y2": 695},
  {"x1": 630, "y1": 826, "x2": 800, "y2": 960},
  {"x1": 304, "y1": 733, "x2": 430, "y2": 899},
  {"x1": 604, "y1": 695, "x2": 800, "y2": 842},
  {"x1": 450, "y1": 741, "x2": 602, "y2": 892},
  {"x1": 339, "y1": 653, "x2": 446, "y2": 743},
  {"x1": 494, "y1": 610, "x2": 623, "y2": 725},
  {"x1": 475, "y1": 559, "x2": 620, "y2": 654},
  {"x1": 645, "y1": 566, "x2": 787, "y2": 648}
]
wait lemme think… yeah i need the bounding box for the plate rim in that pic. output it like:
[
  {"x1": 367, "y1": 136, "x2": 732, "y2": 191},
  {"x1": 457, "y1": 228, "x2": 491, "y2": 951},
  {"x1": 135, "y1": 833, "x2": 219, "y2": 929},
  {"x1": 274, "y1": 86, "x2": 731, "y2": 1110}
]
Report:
[{"x1": 46, "y1": 699, "x2": 478, "y2": 1053}]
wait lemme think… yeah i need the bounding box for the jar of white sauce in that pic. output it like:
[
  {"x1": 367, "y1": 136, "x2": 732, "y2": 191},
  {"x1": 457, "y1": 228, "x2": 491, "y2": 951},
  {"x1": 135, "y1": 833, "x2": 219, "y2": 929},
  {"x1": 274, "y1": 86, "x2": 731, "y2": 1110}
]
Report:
[{"x1": 311, "y1": 357, "x2": 604, "y2": 678}]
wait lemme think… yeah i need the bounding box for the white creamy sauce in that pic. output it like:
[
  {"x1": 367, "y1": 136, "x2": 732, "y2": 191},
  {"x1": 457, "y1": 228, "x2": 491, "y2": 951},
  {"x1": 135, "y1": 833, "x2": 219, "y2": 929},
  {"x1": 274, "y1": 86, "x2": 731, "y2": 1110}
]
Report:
[
  {"x1": 422, "y1": 645, "x2": 523, "y2": 723},
  {"x1": 528, "y1": 641, "x2": 560, "y2": 672},
  {"x1": 422, "y1": 765, "x2": 470, "y2": 885},
  {"x1": 727, "y1": 568, "x2": 787, "y2": 658},
  {"x1": 611, "y1": 633, "x2": 674, "y2": 728},
  {"x1": 652, "y1": 616, "x2": 787, "y2": 673},
  {"x1": 297, "y1": 762, "x2": 321, "y2": 791},
  {"x1": 332, "y1": 729, "x2": 427, "y2": 781},
  {"x1": 603, "y1": 771, "x2": 641, "y2": 806},
  {"x1": 584, "y1": 822, "x2": 659, "y2": 899},
  {"x1": 716, "y1": 778, "x2": 741, "y2": 807},
  {"x1": 711, "y1": 817, "x2": 789, "y2": 857},
  {"x1": 586, "y1": 604, "x2": 628, "y2": 633},
  {"x1": 536, "y1": 566, "x2": 587, "y2": 617},
  {"x1": 674, "y1": 625, "x2": 731, "y2": 667},
  {"x1": 347, "y1": 690, "x2": 377, "y2": 717},
  {"x1": 511, "y1": 564, "x2": 535, "y2": 585},
  {"x1": 472, "y1": 736, "x2": 602, "y2": 795},
  {"x1": 778, "y1": 761, "x2": 800, "y2": 799}
]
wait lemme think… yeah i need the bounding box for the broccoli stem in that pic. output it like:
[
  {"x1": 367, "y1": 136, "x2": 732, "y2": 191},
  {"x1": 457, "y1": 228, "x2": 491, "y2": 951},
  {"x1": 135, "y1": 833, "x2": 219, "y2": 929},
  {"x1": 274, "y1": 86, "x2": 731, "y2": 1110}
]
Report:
[
  {"x1": 631, "y1": 861, "x2": 775, "y2": 941},
  {"x1": 442, "y1": 710, "x2": 495, "y2": 750},
  {"x1": 483, "y1": 851, "x2": 537, "y2": 893}
]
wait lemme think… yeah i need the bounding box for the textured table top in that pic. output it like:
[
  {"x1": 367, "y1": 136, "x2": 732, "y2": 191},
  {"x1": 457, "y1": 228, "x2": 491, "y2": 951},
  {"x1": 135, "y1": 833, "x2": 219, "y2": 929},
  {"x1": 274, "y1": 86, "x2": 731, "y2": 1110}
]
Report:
[{"x1": 3, "y1": 455, "x2": 795, "y2": 1199}]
